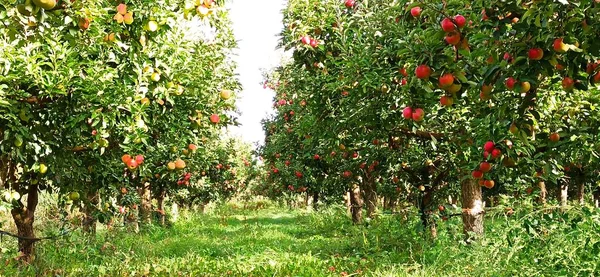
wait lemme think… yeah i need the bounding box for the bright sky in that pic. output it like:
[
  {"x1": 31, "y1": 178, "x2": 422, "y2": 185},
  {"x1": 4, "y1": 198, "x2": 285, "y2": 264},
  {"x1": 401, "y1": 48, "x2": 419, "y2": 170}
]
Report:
[{"x1": 227, "y1": 0, "x2": 286, "y2": 147}]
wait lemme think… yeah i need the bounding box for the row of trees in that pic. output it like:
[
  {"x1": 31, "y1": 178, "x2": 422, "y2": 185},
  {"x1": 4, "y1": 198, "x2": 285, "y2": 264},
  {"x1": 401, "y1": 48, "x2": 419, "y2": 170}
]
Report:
[
  {"x1": 0, "y1": 0, "x2": 254, "y2": 262},
  {"x1": 259, "y1": 0, "x2": 600, "y2": 236}
]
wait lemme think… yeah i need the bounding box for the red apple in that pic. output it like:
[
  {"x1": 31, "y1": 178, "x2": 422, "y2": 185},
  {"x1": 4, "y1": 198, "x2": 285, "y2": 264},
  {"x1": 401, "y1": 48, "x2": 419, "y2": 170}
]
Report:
[
  {"x1": 479, "y1": 162, "x2": 492, "y2": 173},
  {"x1": 301, "y1": 35, "x2": 311, "y2": 45},
  {"x1": 135, "y1": 155, "x2": 144, "y2": 165},
  {"x1": 472, "y1": 170, "x2": 484, "y2": 179},
  {"x1": 343, "y1": 171, "x2": 352, "y2": 178},
  {"x1": 549, "y1": 132, "x2": 560, "y2": 142},
  {"x1": 415, "y1": 65, "x2": 431, "y2": 79},
  {"x1": 553, "y1": 38, "x2": 568, "y2": 53},
  {"x1": 491, "y1": 148, "x2": 502, "y2": 159},
  {"x1": 528, "y1": 48, "x2": 544, "y2": 60},
  {"x1": 344, "y1": 0, "x2": 355, "y2": 8},
  {"x1": 410, "y1": 7, "x2": 422, "y2": 18},
  {"x1": 412, "y1": 108, "x2": 425, "y2": 121},
  {"x1": 309, "y1": 38, "x2": 318, "y2": 48},
  {"x1": 445, "y1": 32, "x2": 461, "y2": 45},
  {"x1": 440, "y1": 96, "x2": 453, "y2": 107},
  {"x1": 210, "y1": 114, "x2": 220, "y2": 123},
  {"x1": 505, "y1": 77, "x2": 517, "y2": 90},
  {"x1": 484, "y1": 141, "x2": 495, "y2": 152},
  {"x1": 402, "y1": 107, "x2": 413, "y2": 119},
  {"x1": 483, "y1": 180, "x2": 495, "y2": 189},
  {"x1": 439, "y1": 73, "x2": 455, "y2": 88},
  {"x1": 454, "y1": 15, "x2": 466, "y2": 28},
  {"x1": 562, "y1": 77, "x2": 574, "y2": 91},
  {"x1": 127, "y1": 159, "x2": 138, "y2": 170},
  {"x1": 399, "y1": 67, "x2": 408, "y2": 76},
  {"x1": 314, "y1": 154, "x2": 320, "y2": 160},
  {"x1": 121, "y1": 154, "x2": 132, "y2": 164},
  {"x1": 441, "y1": 18, "x2": 455, "y2": 32}
]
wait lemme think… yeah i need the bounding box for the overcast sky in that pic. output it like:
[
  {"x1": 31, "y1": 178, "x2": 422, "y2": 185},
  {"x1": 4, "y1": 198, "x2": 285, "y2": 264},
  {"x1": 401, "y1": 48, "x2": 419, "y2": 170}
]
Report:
[{"x1": 227, "y1": 0, "x2": 286, "y2": 147}]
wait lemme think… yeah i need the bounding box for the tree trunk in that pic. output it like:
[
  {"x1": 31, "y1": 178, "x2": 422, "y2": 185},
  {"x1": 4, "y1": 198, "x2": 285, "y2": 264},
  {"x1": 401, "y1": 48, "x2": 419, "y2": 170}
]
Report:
[
  {"x1": 312, "y1": 191, "x2": 319, "y2": 211},
  {"x1": 82, "y1": 190, "x2": 99, "y2": 234},
  {"x1": 576, "y1": 180, "x2": 585, "y2": 205},
  {"x1": 429, "y1": 222, "x2": 438, "y2": 239},
  {"x1": 304, "y1": 192, "x2": 309, "y2": 209},
  {"x1": 10, "y1": 184, "x2": 39, "y2": 263},
  {"x1": 138, "y1": 182, "x2": 152, "y2": 225},
  {"x1": 345, "y1": 191, "x2": 351, "y2": 217},
  {"x1": 349, "y1": 185, "x2": 363, "y2": 224},
  {"x1": 461, "y1": 179, "x2": 484, "y2": 238},
  {"x1": 559, "y1": 180, "x2": 568, "y2": 207},
  {"x1": 157, "y1": 186, "x2": 166, "y2": 226},
  {"x1": 363, "y1": 176, "x2": 377, "y2": 218},
  {"x1": 538, "y1": 181, "x2": 547, "y2": 205}
]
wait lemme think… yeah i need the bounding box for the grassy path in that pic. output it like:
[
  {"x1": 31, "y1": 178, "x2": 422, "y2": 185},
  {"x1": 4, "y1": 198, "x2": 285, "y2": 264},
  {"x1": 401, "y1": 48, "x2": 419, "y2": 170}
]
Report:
[{"x1": 2, "y1": 205, "x2": 599, "y2": 276}]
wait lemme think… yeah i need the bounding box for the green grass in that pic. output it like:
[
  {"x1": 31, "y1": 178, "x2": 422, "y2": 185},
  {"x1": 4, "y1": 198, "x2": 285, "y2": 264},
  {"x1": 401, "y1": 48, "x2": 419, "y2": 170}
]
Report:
[{"x1": 1, "y1": 204, "x2": 600, "y2": 276}]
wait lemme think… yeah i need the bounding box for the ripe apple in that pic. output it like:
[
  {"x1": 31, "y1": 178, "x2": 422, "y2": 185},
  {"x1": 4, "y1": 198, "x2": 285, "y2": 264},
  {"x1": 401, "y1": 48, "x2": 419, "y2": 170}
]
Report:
[
  {"x1": 285, "y1": 160, "x2": 291, "y2": 166},
  {"x1": 301, "y1": 36, "x2": 311, "y2": 45},
  {"x1": 440, "y1": 96, "x2": 453, "y2": 107},
  {"x1": 445, "y1": 32, "x2": 461, "y2": 45},
  {"x1": 553, "y1": 38, "x2": 568, "y2": 53},
  {"x1": 122, "y1": 154, "x2": 132, "y2": 164},
  {"x1": 483, "y1": 180, "x2": 495, "y2": 189},
  {"x1": 472, "y1": 170, "x2": 484, "y2": 179},
  {"x1": 412, "y1": 108, "x2": 425, "y2": 122},
  {"x1": 352, "y1": 152, "x2": 359, "y2": 159},
  {"x1": 503, "y1": 52, "x2": 512, "y2": 62},
  {"x1": 439, "y1": 73, "x2": 454, "y2": 88},
  {"x1": 402, "y1": 107, "x2": 413, "y2": 119},
  {"x1": 562, "y1": 77, "x2": 574, "y2": 91},
  {"x1": 33, "y1": 0, "x2": 56, "y2": 10},
  {"x1": 309, "y1": 39, "x2": 318, "y2": 48},
  {"x1": 123, "y1": 12, "x2": 134, "y2": 25},
  {"x1": 189, "y1": 144, "x2": 197, "y2": 151},
  {"x1": 411, "y1": 7, "x2": 422, "y2": 17},
  {"x1": 479, "y1": 162, "x2": 492, "y2": 173},
  {"x1": 127, "y1": 159, "x2": 138, "y2": 170},
  {"x1": 441, "y1": 18, "x2": 455, "y2": 32},
  {"x1": 79, "y1": 18, "x2": 91, "y2": 30},
  {"x1": 220, "y1": 89, "x2": 232, "y2": 100},
  {"x1": 484, "y1": 141, "x2": 495, "y2": 152},
  {"x1": 117, "y1": 4, "x2": 127, "y2": 15},
  {"x1": 114, "y1": 13, "x2": 124, "y2": 24},
  {"x1": 418, "y1": 185, "x2": 425, "y2": 191},
  {"x1": 415, "y1": 65, "x2": 431, "y2": 79},
  {"x1": 175, "y1": 159, "x2": 186, "y2": 169},
  {"x1": 528, "y1": 48, "x2": 544, "y2": 60},
  {"x1": 344, "y1": 0, "x2": 355, "y2": 8},
  {"x1": 438, "y1": 205, "x2": 445, "y2": 212},
  {"x1": 520, "y1": 81, "x2": 531, "y2": 93},
  {"x1": 135, "y1": 155, "x2": 144, "y2": 165},
  {"x1": 341, "y1": 91, "x2": 349, "y2": 96},
  {"x1": 454, "y1": 15, "x2": 466, "y2": 28},
  {"x1": 343, "y1": 171, "x2": 352, "y2": 178},
  {"x1": 505, "y1": 77, "x2": 517, "y2": 90},
  {"x1": 491, "y1": 149, "x2": 502, "y2": 159},
  {"x1": 549, "y1": 132, "x2": 560, "y2": 142},
  {"x1": 210, "y1": 114, "x2": 220, "y2": 123},
  {"x1": 399, "y1": 67, "x2": 408, "y2": 76},
  {"x1": 314, "y1": 154, "x2": 320, "y2": 160},
  {"x1": 295, "y1": 171, "x2": 303, "y2": 178}
]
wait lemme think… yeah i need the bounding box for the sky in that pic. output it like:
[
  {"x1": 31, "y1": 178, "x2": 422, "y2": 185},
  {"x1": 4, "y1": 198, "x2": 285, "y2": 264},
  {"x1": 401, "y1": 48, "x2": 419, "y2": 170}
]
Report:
[{"x1": 227, "y1": 0, "x2": 287, "y2": 148}]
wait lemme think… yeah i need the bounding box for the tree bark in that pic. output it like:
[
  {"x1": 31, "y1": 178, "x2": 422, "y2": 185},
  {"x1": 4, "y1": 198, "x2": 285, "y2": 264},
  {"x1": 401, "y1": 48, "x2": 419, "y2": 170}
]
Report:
[
  {"x1": 312, "y1": 191, "x2": 319, "y2": 211},
  {"x1": 461, "y1": 179, "x2": 484, "y2": 238},
  {"x1": 363, "y1": 176, "x2": 377, "y2": 218},
  {"x1": 11, "y1": 184, "x2": 39, "y2": 263},
  {"x1": 349, "y1": 184, "x2": 363, "y2": 224},
  {"x1": 157, "y1": 186, "x2": 166, "y2": 226},
  {"x1": 138, "y1": 182, "x2": 152, "y2": 225},
  {"x1": 538, "y1": 181, "x2": 547, "y2": 205},
  {"x1": 576, "y1": 180, "x2": 585, "y2": 205},
  {"x1": 82, "y1": 190, "x2": 99, "y2": 234},
  {"x1": 345, "y1": 191, "x2": 351, "y2": 217},
  {"x1": 559, "y1": 180, "x2": 568, "y2": 207}
]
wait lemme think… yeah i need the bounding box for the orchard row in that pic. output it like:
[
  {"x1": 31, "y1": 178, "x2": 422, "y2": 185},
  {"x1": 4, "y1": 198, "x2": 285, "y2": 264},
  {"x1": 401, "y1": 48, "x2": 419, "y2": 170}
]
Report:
[{"x1": 258, "y1": 0, "x2": 600, "y2": 235}]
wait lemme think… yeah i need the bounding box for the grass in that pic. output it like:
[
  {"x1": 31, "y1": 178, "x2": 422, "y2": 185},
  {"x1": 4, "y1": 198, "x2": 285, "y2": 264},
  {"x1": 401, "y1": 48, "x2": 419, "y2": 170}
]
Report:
[{"x1": 1, "y1": 203, "x2": 600, "y2": 276}]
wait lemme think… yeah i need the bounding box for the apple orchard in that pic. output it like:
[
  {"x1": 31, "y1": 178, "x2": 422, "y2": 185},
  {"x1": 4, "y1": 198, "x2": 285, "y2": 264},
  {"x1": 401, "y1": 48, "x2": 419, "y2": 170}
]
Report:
[
  {"x1": 0, "y1": 0, "x2": 259, "y2": 262},
  {"x1": 1, "y1": 0, "x2": 600, "y2": 271},
  {"x1": 259, "y1": 0, "x2": 599, "y2": 235}
]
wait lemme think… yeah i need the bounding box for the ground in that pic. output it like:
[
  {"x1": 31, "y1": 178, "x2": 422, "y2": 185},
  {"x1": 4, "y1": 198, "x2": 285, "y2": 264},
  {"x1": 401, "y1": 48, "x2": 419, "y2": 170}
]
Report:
[{"x1": 1, "y1": 203, "x2": 599, "y2": 276}]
